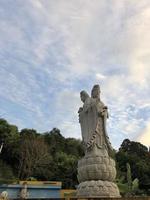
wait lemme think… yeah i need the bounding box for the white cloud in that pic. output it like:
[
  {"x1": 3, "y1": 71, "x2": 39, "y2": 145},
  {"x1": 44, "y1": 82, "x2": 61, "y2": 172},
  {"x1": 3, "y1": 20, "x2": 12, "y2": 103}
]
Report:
[
  {"x1": 96, "y1": 73, "x2": 106, "y2": 80},
  {"x1": 0, "y1": 0, "x2": 150, "y2": 148}
]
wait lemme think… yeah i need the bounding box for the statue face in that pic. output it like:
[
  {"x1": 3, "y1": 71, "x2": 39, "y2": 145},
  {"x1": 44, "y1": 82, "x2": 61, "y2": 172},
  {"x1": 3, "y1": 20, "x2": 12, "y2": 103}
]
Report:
[
  {"x1": 80, "y1": 93, "x2": 86, "y2": 103},
  {"x1": 92, "y1": 89, "x2": 100, "y2": 98}
]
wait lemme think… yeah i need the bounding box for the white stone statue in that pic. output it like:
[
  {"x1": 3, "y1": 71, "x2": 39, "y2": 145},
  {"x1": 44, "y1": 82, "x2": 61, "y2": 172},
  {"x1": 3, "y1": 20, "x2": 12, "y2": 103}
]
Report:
[
  {"x1": 20, "y1": 182, "x2": 29, "y2": 199},
  {"x1": 78, "y1": 85, "x2": 113, "y2": 155},
  {"x1": 0, "y1": 191, "x2": 8, "y2": 200},
  {"x1": 77, "y1": 84, "x2": 120, "y2": 198}
]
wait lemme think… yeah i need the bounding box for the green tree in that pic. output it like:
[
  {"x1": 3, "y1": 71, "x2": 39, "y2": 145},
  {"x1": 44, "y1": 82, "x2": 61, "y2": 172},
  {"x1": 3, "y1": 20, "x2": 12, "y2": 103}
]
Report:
[
  {"x1": 65, "y1": 138, "x2": 84, "y2": 158},
  {"x1": 116, "y1": 139, "x2": 150, "y2": 195},
  {"x1": 52, "y1": 152, "x2": 78, "y2": 188},
  {"x1": 44, "y1": 128, "x2": 66, "y2": 154},
  {"x1": 18, "y1": 135, "x2": 51, "y2": 179},
  {"x1": 126, "y1": 163, "x2": 132, "y2": 191},
  {"x1": 0, "y1": 118, "x2": 20, "y2": 174},
  {"x1": 0, "y1": 160, "x2": 16, "y2": 184}
]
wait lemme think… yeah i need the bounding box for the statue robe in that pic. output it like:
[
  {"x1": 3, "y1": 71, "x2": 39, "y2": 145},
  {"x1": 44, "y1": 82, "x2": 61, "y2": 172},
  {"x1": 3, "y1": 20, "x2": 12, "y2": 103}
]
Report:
[{"x1": 79, "y1": 97, "x2": 112, "y2": 152}]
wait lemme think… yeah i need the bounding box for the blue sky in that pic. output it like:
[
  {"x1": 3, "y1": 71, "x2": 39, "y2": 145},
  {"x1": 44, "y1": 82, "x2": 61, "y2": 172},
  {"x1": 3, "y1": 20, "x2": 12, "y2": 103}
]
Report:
[{"x1": 0, "y1": 0, "x2": 150, "y2": 149}]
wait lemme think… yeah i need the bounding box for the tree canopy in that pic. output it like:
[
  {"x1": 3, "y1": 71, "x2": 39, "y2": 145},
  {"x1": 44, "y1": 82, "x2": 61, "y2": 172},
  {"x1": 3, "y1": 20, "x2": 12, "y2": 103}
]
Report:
[
  {"x1": 0, "y1": 118, "x2": 84, "y2": 188},
  {"x1": 116, "y1": 138, "x2": 150, "y2": 195}
]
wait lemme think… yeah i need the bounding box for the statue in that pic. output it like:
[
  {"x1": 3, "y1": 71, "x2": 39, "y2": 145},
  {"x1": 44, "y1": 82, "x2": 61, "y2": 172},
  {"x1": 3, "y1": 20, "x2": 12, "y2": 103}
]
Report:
[
  {"x1": 77, "y1": 84, "x2": 120, "y2": 198},
  {"x1": 78, "y1": 85, "x2": 113, "y2": 154},
  {"x1": 78, "y1": 90, "x2": 93, "y2": 148},
  {"x1": 0, "y1": 191, "x2": 8, "y2": 200},
  {"x1": 20, "y1": 182, "x2": 29, "y2": 199}
]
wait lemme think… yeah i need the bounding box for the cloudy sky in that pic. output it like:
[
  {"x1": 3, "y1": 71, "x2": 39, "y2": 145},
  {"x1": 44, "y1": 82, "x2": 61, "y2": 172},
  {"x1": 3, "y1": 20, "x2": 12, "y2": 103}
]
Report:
[{"x1": 0, "y1": 0, "x2": 150, "y2": 149}]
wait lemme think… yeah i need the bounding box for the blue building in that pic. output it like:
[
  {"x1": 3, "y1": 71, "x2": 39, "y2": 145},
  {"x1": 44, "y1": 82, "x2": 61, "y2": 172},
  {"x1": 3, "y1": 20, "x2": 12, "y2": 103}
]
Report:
[{"x1": 0, "y1": 181, "x2": 62, "y2": 199}]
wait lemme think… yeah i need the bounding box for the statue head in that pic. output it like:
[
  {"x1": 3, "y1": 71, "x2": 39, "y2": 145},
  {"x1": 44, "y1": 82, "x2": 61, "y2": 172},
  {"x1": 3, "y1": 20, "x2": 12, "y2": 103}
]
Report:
[
  {"x1": 0, "y1": 191, "x2": 8, "y2": 200},
  {"x1": 91, "y1": 84, "x2": 100, "y2": 99},
  {"x1": 80, "y1": 90, "x2": 89, "y2": 103}
]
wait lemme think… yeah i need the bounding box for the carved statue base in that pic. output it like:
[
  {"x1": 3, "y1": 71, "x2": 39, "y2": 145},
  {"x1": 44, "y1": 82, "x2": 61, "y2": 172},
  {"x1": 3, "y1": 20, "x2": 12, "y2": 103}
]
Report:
[
  {"x1": 77, "y1": 154, "x2": 116, "y2": 183},
  {"x1": 77, "y1": 180, "x2": 120, "y2": 198},
  {"x1": 77, "y1": 148, "x2": 120, "y2": 198}
]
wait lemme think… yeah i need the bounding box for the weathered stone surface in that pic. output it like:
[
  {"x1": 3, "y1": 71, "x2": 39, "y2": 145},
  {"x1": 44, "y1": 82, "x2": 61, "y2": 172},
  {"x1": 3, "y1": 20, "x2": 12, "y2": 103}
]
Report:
[
  {"x1": 77, "y1": 85, "x2": 120, "y2": 198},
  {"x1": 77, "y1": 180, "x2": 120, "y2": 198},
  {"x1": 77, "y1": 155, "x2": 116, "y2": 183}
]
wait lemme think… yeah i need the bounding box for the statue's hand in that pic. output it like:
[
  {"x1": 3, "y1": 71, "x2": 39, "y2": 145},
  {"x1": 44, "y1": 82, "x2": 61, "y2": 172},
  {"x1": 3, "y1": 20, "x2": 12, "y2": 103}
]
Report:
[
  {"x1": 102, "y1": 106, "x2": 109, "y2": 118},
  {"x1": 101, "y1": 110, "x2": 106, "y2": 116},
  {"x1": 98, "y1": 106, "x2": 108, "y2": 117}
]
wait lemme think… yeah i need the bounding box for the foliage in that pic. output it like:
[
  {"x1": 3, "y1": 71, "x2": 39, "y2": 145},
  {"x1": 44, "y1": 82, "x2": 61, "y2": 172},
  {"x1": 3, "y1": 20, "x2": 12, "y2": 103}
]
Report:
[
  {"x1": 64, "y1": 138, "x2": 84, "y2": 158},
  {"x1": 18, "y1": 135, "x2": 51, "y2": 179},
  {"x1": 0, "y1": 118, "x2": 20, "y2": 175},
  {"x1": 126, "y1": 162, "x2": 132, "y2": 191},
  {"x1": 0, "y1": 119, "x2": 83, "y2": 188},
  {"x1": 44, "y1": 128, "x2": 66, "y2": 154},
  {"x1": 132, "y1": 178, "x2": 139, "y2": 192},
  {"x1": 52, "y1": 152, "x2": 78, "y2": 188},
  {"x1": 116, "y1": 138, "x2": 150, "y2": 195},
  {"x1": 0, "y1": 160, "x2": 16, "y2": 184},
  {"x1": 117, "y1": 182, "x2": 128, "y2": 196}
]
